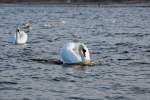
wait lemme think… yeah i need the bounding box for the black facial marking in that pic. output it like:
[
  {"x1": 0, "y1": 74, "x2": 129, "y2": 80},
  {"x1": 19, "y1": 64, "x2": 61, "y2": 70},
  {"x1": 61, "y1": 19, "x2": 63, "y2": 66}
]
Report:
[
  {"x1": 82, "y1": 48, "x2": 86, "y2": 57},
  {"x1": 16, "y1": 29, "x2": 19, "y2": 32}
]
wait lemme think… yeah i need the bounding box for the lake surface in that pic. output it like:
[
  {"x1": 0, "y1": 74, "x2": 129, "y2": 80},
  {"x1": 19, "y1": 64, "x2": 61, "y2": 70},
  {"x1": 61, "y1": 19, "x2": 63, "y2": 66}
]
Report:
[{"x1": 0, "y1": 3, "x2": 150, "y2": 100}]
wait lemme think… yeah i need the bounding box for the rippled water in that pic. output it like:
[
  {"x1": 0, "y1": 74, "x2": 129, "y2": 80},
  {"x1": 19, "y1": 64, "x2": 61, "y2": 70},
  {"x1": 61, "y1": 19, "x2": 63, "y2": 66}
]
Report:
[{"x1": 0, "y1": 3, "x2": 150, "y2": 100}]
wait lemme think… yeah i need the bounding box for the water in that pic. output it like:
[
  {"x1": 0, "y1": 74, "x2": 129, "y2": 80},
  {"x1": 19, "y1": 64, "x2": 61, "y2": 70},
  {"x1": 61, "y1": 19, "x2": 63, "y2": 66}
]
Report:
[{"x1": 0, "y1": 3, "x2": 150, "y2": 100}]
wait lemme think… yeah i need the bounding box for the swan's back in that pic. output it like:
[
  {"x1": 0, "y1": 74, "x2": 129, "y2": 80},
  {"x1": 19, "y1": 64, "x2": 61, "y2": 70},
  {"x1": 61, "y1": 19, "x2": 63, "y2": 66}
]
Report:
[{"x1": 60, "y1": 42, "x2": 82, "y2": 64}]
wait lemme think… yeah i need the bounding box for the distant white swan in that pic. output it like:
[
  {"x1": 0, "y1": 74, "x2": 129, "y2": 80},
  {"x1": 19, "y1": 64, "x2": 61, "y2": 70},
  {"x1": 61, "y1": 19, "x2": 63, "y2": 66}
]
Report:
[
  {"x1": 60, "y1": 42, "x2": 91, "y2": 64},
  {"x1": 13, "y1": 28, "x2": 28, "y2": 44}
]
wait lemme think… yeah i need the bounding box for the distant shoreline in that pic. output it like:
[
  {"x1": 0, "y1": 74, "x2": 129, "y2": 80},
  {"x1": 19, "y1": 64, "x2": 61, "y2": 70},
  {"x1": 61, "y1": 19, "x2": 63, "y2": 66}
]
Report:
[
  {"x1": 0, "y1": 0, "x2": 150, "y2": 4},
  {"x1": 0, "y1": 1, "x2": 150, "y2": 7}
]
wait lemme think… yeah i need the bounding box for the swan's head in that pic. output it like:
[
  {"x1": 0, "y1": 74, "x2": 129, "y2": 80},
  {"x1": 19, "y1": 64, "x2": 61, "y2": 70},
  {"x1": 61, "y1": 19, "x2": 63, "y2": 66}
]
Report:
[
  {"x1": 78, "y1": 43, "x2": 90, "y2": 63},
  {"x1": 16, "y1": 28, "x2": 20, "y2": 35},
  {"x1": 16, "y1": 28, "x2": 19, "y2": 32}
]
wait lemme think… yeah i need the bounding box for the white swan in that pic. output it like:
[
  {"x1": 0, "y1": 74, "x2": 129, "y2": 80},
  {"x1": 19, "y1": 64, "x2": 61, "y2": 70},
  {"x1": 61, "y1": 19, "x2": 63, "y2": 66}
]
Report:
[
  {"x1": 13, "y1": 28, "x2": 28, "y2": 44},
  {"x1": 60, "y1": 42, "x2": 91, "y2": 64}
]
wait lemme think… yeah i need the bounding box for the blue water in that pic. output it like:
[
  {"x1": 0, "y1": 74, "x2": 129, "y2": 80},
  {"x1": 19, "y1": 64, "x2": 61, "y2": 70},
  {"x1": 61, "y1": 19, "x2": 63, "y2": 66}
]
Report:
[{"x1": 0, "y1": 3, "x2": 150, "y2": 100}]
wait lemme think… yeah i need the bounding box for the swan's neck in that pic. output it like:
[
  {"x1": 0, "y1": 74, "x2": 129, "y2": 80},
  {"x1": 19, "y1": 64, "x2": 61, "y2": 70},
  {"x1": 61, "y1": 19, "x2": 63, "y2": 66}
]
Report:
[
  {"x1": 16, "y1": 31, "x2": 20, "y2": 44},
  {"x1": 78, "y1": 44, "x2": 90, "y2": 63},
  {"x1": 81, "y1": 55, "x2": 87, "y2": 62}
]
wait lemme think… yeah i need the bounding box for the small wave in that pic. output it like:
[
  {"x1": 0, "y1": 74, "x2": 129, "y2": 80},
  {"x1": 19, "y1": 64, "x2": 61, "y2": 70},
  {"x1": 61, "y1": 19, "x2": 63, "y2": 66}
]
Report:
[
  {"x1": 117, "y1": 58, "x2": 132, "y2": 61},
  {"x1": 51, "y1": 77, "x2": 76, "y2": 82},
  {"x1": 0, "y1": 87, "x2": 20, "y2": 91},
  {"x1": 105, "y1": 96, "x2": 132, "y2": 100},
  {"x1": 22, "y1": 98, "x2": 31, "y2": 100},
  {"x1": 49, "y1": 89, "x2": 66, "y2": 93},
  {"x1": 67, "y1": 96, "x2": 100, "y2": 100},
  {"x1": 28, "y1": 41, "x2": 41, "y2": 44},
  {"x1": 0, "y1": 81, "x2": 18, "y2": 85},
  {"x1": 115, "y1": 42, "x2": 133, "y2": 47},
  {"x1": 145, "y1": 50, "x2": 150, "y2": 52},
  {"x1": 130, "y1": 86, "x2": 150, "y2": 94},
  {"x1": 120, "y1": 50, "x2": 129, "y2": 54},
  {"x1": 128, "y1": 61, "x2": 150, "y2": 65}
]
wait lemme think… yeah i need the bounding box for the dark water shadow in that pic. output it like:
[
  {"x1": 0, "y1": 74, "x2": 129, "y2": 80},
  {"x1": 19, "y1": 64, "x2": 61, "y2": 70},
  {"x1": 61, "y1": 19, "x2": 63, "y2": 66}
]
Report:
[
  {"x1": 30, "y1": 58, "x2": 63, "y2": 65},
  {"x1": 0, "y1": 81, "x2": 18, "y2": 85},
  {"x1": 30, "y1": 58, "x2": 101, "y2": 67}
]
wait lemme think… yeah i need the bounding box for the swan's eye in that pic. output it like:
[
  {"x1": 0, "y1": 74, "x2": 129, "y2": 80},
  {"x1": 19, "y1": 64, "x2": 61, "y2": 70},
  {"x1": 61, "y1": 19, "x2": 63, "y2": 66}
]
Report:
[
  {"x1": 82, "y1": 48, "x2": 86, "y2": 57},
  {"x1": 16, "y1": 29, "x2": 19, "y2": 32}
]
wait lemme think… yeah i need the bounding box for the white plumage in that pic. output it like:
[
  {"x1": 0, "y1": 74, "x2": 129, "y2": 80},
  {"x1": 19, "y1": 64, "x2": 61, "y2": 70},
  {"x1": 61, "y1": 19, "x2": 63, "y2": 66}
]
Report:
[
  {"x1": 60, "y1": 42, "x2": 90, "y2": 64},
  {"x1": 13, "y1": 29, "x2": 28, "y2": 44}
]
